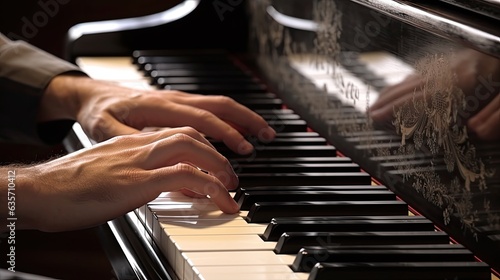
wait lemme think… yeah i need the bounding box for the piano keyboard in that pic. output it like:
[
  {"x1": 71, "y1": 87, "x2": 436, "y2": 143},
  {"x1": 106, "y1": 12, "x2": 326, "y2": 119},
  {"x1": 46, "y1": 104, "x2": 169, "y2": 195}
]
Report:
[{"x1": 76, "y1": 52, "x2": 494, "y2": 280}]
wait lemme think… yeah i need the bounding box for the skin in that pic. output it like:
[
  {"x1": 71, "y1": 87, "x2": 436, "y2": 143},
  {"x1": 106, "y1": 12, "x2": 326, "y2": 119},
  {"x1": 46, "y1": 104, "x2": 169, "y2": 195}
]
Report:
[
  {"x1": 0, "y1": 74, "x2": 276, "y2": 232},
  {"x1": 370, "y1": 49, "x2": 500, "y2": 141}
]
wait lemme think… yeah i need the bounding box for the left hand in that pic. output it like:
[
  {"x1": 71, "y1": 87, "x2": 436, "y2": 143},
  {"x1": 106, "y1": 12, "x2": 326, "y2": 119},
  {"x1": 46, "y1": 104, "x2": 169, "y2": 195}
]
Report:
[{"x1": 40, "y1": 75, "x2": 276, "y2": 153}]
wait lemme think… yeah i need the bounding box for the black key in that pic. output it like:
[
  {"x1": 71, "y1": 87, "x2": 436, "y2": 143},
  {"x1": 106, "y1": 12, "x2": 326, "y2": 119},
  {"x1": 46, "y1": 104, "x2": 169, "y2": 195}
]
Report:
[
  {"x1": 262, "y1": 217, "x2": 433, "y2": 241},
  {"x1": 231, "y1": 157, "x2": 349, "y2": 164},
  {"x1": 136, "y1": 55, "x2": 229, "y2": 65},
  {"x1": 239, "y1": 190, "x2": 394, "y2": 210},
  {"x1": 255, "y1": 109, "x2": 295, "y2": 115},
  {"x1": 228, "y1": 93, "x2": 278, "y2": 99},
  {"x1": 308, "y1": 262, "x2": 491, "y2": 280},
  {"x1": 234, "y1": 163, "x2": 359, "y2": 174},
  {"x1": 164, "y1": 84, "x2": 267, "y2": 94},
  {"x1": 268, "y1": 119, "x2": 307, "y2": 132},
  {"x1": 261, "y1": 114, "x2": 302, "y2": 120},
  {"x1": 154, "y1": 76, "x2": 257, "y2": 85},
  {"x1": 299, "y1": 243, "x2": 465, "y2": 251},
  {"x1": 212, "y1": 138, "x2": 327, "y2": 148},
  {"x1": 233, "y1": 185, "x2": 386, "y2": 202},
  {"x1": 148, "y1": 69, "x2": 249, "y2": 78},
  {"x1": 144, "y1": 62, "x2": 237, "y2": 72},
  {"x1": 229, "y1": 98, "x2": 283, "y2": 110},
  {"x1": 250, "y1": 138, "x2": 327, "y2": 146},
  {"x1": 275, "y1": 132, "x2": 320, "y2": 137},
  {"x1": 263, "y1": 215, "x2": 428, "y2": 223},
  {"x1": 221, "y1": 145, "x2": 337, "y2": 158},
  {"x1": 238, "y1": 172, "x2": 371, "y2": 187},
  {"x1": 293, "y1": 247, "x2": 475, "y2": 272},
  {"x1": 274, "y1": 231, "x2": 449, "y2": 254},
  {"x1": 245, "y1": 200, "x2": 408, "y2": 223}
]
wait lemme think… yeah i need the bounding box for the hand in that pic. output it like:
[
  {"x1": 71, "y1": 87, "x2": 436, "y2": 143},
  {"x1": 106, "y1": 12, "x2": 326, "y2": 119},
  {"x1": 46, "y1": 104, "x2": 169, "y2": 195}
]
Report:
[
  {"x1": 369, "y1": 49, "x2": 500, "y2": 140},
  {"x1": 468, "y1": 92, "x2": 500, "y2": 140},
  {"x1": 39, "y1": 75, "x2": 276, "y2": 153},
  {"x1": 8, "y1": 128, "x2": 240, "y2": 232}
]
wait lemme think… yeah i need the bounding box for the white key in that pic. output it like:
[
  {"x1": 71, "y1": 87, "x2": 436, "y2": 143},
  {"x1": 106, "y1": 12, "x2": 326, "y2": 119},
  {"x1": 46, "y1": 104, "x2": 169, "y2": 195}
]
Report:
[{"x1": 185, "y1": 251, "x2": 300, "y2": 279}]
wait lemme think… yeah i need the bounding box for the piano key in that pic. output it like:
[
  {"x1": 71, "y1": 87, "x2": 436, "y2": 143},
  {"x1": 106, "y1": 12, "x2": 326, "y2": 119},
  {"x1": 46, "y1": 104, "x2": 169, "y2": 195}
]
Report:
[
  {"x1": 234, "y1": 163, "x2": 360, "y2": 174},
  {"x1": 170, "y1": 234, "x2": 276, "y2": 253},
  {"x1": 230, "y1": 157, "x2": 352, "y2": 164},
  {"x1": 135, "y1": 55, "x2": 230, "y2": 65},
  {"x1": 238, "y1": 172, "x2": 372, "y2": 187},
  {"x1": 233, "y1": 185, "x2": 388, "y2": 202},
  {"x1": 164, "y1": 84, "x2": 267, "y2": 94},
  {"x1": 292, "y1": 246, "x2": 475, "y2": 272},
  {"x1": 155, "y1": 76, "x2": 259, "y2": 86},
  {"x1": 274, "y1": 231, "x2": 450, "y2": 254},
  {"x1": 245, "y1": 200, "x2": 408, "y2": 223},
  {"x1": 144, "y1": 62, "x2": 238, "y2": 72},
  {"x1": 261, "y1": 217, "x2": 434, "y2": 241},
  {"x1": 212, "y1": 138, "x2": 328, "y2": 148},
  {"x1": 255, "y1": 109, "x2": 296, "y2": 115},
  {"x1": 308, "y1": 262, "x2": 491, "y2": 280},
  {"x1": 238, "y1": 190, "x2": 395, "y2": 210},
  {"x1": 292, "y1": 247, "x2": 475, "y2": 272},
  {"x1": 149, "y1": 69, "x2": 251, "y2": 78},
  {"x1": 222, "y1": 145, "x2": 337, "y2": 158},
  {"x1": 228, "y1": 98, "x2": 283, "y2": 110},
  {"x1": 276, "y1": 131, "x2": 323, "y2": 138},
  {"x1": 193, "y1": 265, "x2": 309, "y2": 280},
  {"x1": 183, "y1": 251, "x2": 297, "y2": 280},
  {"x1": 267, "y1": 119, "x2": 308, "y2": 132},
  {"x1": 260, "y1": 113, "x2": 302, "y2": 120}
]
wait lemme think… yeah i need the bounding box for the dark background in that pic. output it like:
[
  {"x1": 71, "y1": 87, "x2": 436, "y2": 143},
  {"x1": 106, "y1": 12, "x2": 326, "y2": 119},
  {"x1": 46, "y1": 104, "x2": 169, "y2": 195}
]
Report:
[{"x1": 0, "y1": 1, "x2": 181, "y2": 279}]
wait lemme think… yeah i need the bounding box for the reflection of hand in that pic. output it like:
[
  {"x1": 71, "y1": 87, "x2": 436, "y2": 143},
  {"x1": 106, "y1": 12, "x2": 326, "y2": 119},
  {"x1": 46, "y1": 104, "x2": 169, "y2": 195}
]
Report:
[
  {"x1": 369, "y1": 49, "x2": 500, "y2": 140},
  {"x1": 39, "y1": 75, "x2": 276, "y2": 153},
  {"x1": 7, "y1": 128, "x2": 239, "y2": 232},
  {"x1": 468, "y1": 92, "x2": 500, "y2": 140}
]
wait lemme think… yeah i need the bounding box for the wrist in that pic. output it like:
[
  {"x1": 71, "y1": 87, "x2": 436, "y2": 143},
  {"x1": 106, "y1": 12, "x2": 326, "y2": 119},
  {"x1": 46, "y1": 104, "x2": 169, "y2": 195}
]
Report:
[{"x1": 38, "y1": 72, "x2": 90, "y2": 123}]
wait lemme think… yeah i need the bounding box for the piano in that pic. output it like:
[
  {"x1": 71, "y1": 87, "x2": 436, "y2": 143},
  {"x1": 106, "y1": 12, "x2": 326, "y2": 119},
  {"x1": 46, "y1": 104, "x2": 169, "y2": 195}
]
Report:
[{"x1": 62, "y1": 0, "x2": 500, "y2": 279}]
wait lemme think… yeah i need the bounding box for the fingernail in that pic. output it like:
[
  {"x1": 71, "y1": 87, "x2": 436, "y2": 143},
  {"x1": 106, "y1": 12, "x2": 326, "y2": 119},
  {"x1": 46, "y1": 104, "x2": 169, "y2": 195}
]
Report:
[
  {"x1": 231, "y1": 200, "x2": 240, "y2": 213},
  {"x1": 370, "y1": 109, "x2": 382, "y2": 119},
  {"x1": 259, "y1": 126, "x2": 276, "y2": 141},
  {"x1": 238, "y1": 141, "x2": 254, "y2": 154},
  {"x1": 467, "y1": 117, "x2": 478, "y2": 128}
]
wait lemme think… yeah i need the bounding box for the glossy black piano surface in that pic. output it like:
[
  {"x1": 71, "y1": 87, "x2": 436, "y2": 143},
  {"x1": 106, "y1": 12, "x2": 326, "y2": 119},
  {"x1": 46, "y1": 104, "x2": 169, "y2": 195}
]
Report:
[{"x1": 63, "y1": 0, "x2": 500, "y2": 279}]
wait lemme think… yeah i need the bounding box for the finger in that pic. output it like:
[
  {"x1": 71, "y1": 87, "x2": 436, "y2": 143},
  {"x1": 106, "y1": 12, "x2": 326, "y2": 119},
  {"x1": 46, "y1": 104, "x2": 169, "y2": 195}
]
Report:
[
  {"x1": 160, "y1": 104, "x2": 255, "y2": 154},
  {"x1": 370, "y1": 75, "x2": 423, "y2": 112},
  {"x1": 169, "y1": 94, "x2": 276, "y2": 141},
  {"x1": 143, "y1": 133, "x2": 239, "y2": 190},
  {"x1": 468, "y1": 93, "x2": 500, "y2": 128},
  {"x1": 468, "y1": 95, "x2": 500, "y2": 140},
  {"x1": 180, "y1": 188, "x2": 207, "y2": 198},
  {"x1": 87, "y1": 114, "x2": 140, "y2": 142},
  {"x1": 141, "y1": 127, "x2": 216, "y2": 151},
  {"x1": 370, "y1": 90, "x2": 425, "y2": 121},
  {"x1": 149, "y1": 164, "x2": 239, "y2": 214}
]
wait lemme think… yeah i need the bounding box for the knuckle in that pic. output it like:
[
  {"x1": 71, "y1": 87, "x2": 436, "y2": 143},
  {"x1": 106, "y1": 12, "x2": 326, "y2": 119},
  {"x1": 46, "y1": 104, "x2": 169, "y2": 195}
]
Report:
[
  {"x1": 215, "y1": 95, "x2": 236, "y2": 106},
  {"x1": 193, "y1": 108, "x2": 214, "y2": 120},
  {"x1": 169, "y1": 133, "x2": 195, "y2": 148},
  {"x1": 178, "y1": 126, "x2": 200, "y2": 137},
  {"x1": 174, "y1": 163, "x2": 198, "y2": 178}
]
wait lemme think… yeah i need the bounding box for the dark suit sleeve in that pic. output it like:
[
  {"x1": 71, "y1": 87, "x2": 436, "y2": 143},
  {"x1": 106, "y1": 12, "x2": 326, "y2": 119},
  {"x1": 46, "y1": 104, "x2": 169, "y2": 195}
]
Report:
[{"x1": 0, "y1": 33, "x2": 83, "y2": 145}]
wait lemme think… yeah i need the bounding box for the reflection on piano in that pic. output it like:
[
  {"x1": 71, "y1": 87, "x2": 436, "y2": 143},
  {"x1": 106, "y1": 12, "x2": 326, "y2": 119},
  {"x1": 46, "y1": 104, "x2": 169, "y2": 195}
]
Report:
[{"x1": 63, "y1": 0, "x2": 500, "y2": 279}]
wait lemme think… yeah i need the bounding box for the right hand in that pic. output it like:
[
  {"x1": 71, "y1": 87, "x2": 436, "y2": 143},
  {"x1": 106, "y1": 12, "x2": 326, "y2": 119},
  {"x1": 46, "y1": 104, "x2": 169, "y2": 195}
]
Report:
[{"x1": 17, "y1": 127, "x2": 239, "y2": 232}]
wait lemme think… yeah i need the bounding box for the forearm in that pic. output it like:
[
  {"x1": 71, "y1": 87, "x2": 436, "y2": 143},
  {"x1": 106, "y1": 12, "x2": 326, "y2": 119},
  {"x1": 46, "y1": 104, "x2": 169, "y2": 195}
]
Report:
[
  {"x1": 0, "y1": 33, "x2": 83, "y2": 145},
  {"x1": 0, "y1": 166, "x2": 38, "y2": 231}
]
